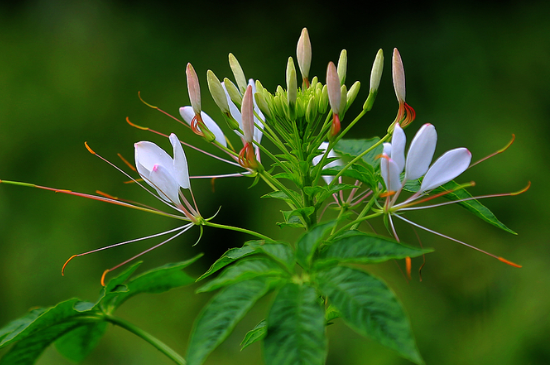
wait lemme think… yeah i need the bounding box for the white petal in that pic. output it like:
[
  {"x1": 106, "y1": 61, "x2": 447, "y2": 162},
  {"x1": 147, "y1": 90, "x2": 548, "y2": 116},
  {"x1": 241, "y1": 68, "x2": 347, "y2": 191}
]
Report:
[
  {"x1": 178, "y1": 107, "x2": 227, "y2": 147},
  {"x1": 404, "y1": 124, "x2": 437, "y2": 181},
  {"x1": 169, "y1": 133, "x2": 190, "y2": 189},
  {"x1": 241, "y1": 86, "x2": 254, "y2": 143},
  {"x1": 420, "y1": 148, "x2": 471, "y2": 192},
  {"x1": 249, "y1": 79, "x2": 265, "y2": 145},
  {"x1": 135, "y1": 141, "x2": 174, "y2": 176},
  {"x1": 222, "y1": 82, "x2": 244, "y2": 137},
  {"x1": 313, "y1": 142, "x2": 342, "y2": 185},
  {"x1": 147, "y1": 164, "x2": 182, "y2": 206},
  {"x1": 380, "y1": 154, "x2": 402, "y2": 192},
  {"x1": 382, "y1": 142, "x2": 392, "y2": 156},
  {"x1": 391, "y1": 124, "x2": 406, "y2": 173}
]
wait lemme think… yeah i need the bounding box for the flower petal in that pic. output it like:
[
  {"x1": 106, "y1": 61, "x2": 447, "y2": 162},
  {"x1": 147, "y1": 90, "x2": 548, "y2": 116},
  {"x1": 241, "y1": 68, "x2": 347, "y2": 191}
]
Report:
[
  {"x1": 420, "y1": 148, "x2": 471, "y2": 192},
  {"x1": 313, "y1": 142, "x2": 342, "y2": 185},
  {"x1": 147, "y1": 163, "x2": 182, "y2": 206},
  {"x1": 135, "y1": 141, "x2": 174, "y2": 176},
  {"x1": 380, "y1": 154, "x2": 402, "y2": 192},
  {"x1": 248, "y1": 79, "x2": 265, "y2": 145},
  {"x1": 391, "y1": 123, "x2": 406, "y2": 173},
  {"x1": 169, "y1": 133, "x2": 190, "y2": 189},
  {"x1": 179, "y1": 107, "x2": 227, "y2": 147},
  {"x1": 241, "y1": 85, "x2": 254, "y2": 143},
  {"x1": 405, "y1": 123, "x2": 437, "y2": 181}
]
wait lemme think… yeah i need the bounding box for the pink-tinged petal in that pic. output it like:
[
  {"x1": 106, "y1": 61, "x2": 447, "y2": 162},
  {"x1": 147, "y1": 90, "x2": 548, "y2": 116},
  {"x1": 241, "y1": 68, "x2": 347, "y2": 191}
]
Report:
[
  {"x1": 179, "y1": 107, "x2": 227, "y2": 147},
  {"x1": 420, "y1": 148, "x2": 471, "y2": 192},
  {"x1": 380, "y1": 154, "x2": 402, "y2": 192},
  {"x1": 326, "y1": 62, "x2": 341, "y2": 115},
  {"x1": 392, "y1": 48, "x2": 406, "y2": 103},
  {"x1": 391, "y1": 123, "x2": 406, "y2": 173},
  {"x1": 148, "y1": 164, "x2": 182, "y2": 206},
  {"x1": 135, "y1": 141, "x2": 174, "y2": 176},
  {"x1": 169, "y1": 134, "x2": 190, "y2": 189},
  {"x1": 405, "y1": 124, "x2": 437, "y2": 181},
  {"x1": 241, "y1": 85, "x2": 254, "y2": 143}
]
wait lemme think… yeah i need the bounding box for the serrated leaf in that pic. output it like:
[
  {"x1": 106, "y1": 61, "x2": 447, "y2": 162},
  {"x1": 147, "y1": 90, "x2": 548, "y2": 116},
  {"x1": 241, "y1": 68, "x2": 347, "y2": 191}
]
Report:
[
  {"x1": 186, "y1": 277, "x2": 273, "y2": 365},
  {"x1": 240, "y1": 320, "x2": 266, "y2": 351},
  {"x1": 316, "y1": 231, "x2": 432, "y2": 267},
  {"x1": 316, "y1": 266, "x2": 424, "y2": 364},
  {"x1": 296, "y1": 220, "x2": 337, "y2": 268},
  {"x1": 108, "y1": 254, "x2": 201, "y2": 309},
  {"x1": 257, "y1": 243, "x2": 295, "y2": 272},
  {"x1": 54, "y1": 322, "x2": 108, "y2": 363},
  {"x1": 197, "y1": 243, "x2": 260, "y2": 281},
  {"x1": 264, "y1": 283, "x2": 327, "y2": 365},
  {"x1": 334, "y1": 138, "x2": 383, "y2": 168},
  {"x1": 197, "y1": 258, "x2": 287, "y2": 293}
]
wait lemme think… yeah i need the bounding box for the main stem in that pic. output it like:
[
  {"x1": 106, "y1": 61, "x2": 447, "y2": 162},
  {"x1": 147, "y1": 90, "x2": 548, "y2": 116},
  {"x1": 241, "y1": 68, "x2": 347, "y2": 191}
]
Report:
[{"x1": 104, "y1": 314, "x2": 186, "y2": 365}]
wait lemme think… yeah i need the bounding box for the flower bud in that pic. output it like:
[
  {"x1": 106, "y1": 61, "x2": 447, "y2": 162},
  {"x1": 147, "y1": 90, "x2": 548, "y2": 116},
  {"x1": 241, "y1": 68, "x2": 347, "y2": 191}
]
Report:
[
  {"x1": 286, "y1": 57, "x2": 298, "y2": 106},
  {"x1": 392, "y1": 48, "x2": 406, "y2": 103},
  {"x1": 241, "y1": 85, "x2": 254, "y2": 143},
  {"x1": 346, "y1": 81, "x2": 361, "y2": 109},
  {"x1": 296, "y1": 28, "x2": 312, "y2": 86},
  {"x1": 254, "y1": 92, "x2": 272, "y2": 120},
  {"x1": 305, "y1": 97, "x2": 316, "y2": 124},
  {"x1": 229, "y1": 53, "x2": 247, "y2": 93},
  {"x1": 207, "y1": 70, "x2": 230, "y2": 114},
  {"x1": 337, "y1": 49, "x2": 347, "y2": 85},
  {"x1": 223, "y1": 78, "x2": 242, "y2": 109},
  {"x1": 370, "y1": 49, "x2": 384, "y2": 93},
  {"x1": 326, "y1": 62, "x2": 341, "y2": 115},
  {"x1": 186, "y1": 63, "x2": 201, "y2": 116},
  {"x1": 339, "y1": 84, "x2": 348, "y2": 116}
]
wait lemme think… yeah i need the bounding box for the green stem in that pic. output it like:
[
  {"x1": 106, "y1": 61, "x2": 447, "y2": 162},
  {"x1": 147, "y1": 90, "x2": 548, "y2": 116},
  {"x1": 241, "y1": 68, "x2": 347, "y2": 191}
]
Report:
[
  {"x1": 204, "y1": 221, "x2": 274, "y2": 241},
  {"x1": 104, "y1": 314, "x2": 186, "y2": 365}
]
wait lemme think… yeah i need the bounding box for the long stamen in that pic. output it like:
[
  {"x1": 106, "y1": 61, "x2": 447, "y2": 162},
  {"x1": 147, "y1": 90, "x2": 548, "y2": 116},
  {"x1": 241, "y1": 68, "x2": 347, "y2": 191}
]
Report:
[
  {"x1": 394, "y1": 182, "x2": 476, "y2": 210},
  {"x1": 398, "y1": 182, "x2": 530, "y2": 211},
  {"x1": 100, "y1": 223, "x2": 194, "y2": 285},
  {"x1": 470, "y1": 134, "x2": 515, "y2": 168},
  {"x1": 394, "y1": 214, "x2": 521, "y2": 268},
  {"x1": 62, "y1": 225, "x2": 191, "y2": 275}
]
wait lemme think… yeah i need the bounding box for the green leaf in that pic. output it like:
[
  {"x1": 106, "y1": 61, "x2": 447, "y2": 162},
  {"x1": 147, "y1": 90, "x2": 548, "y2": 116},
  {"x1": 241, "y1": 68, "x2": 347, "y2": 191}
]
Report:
[
  {"x1": 186, "y1": 277, "x2": 274, "y2": 365},
  {"x1": 264, "y1": 283, "x2": 327, "y2": 365},
  {"x1": 54, "y1": 322, "x2": 108, "y2": 363},
  {"x1": 108, "y1": 255, "x2": 201, "y2": 309},
  {"x1": 257, "y1": 242, "x2": 295, "y2": 272},
  {"x1": 322, "y1": 164, "x2": 379, "y2": 189},
  {"x1": 197, "y1": 258, "x2": 287, "y2": 293},
  {"x1": 278, "y1": 207, "x2": 315, "y2": 229},
  {"x1": 316, "y1": 231, "x2": 433, "y2": 267},
  {"x1": 240, "y1": 320, "x2": 266, "y2": 351},
  {"x1": 262, "y1": 190, "x2": 301, "y2": 205},
  {"x1": 304, "y1": 184, "x2": 356, "y2": 204},
  {"x1": 334, "y1": 138, "x2": 383, "y2": 168},
  {"x1": 316, "y1": 266, "x2": 424, "y2": 364},
  {"x1": 295, "y1": 220, "x2": 337, "y2": 268},
  {"x1": 0, "y1": 298, "x2": 93, "y2": 365},
  {"x1": 403, "y1": 179, "x2": 516, "y2": 234},
  {"x1": 197, "y1": 243, "x2": 260, "y2": 281}
]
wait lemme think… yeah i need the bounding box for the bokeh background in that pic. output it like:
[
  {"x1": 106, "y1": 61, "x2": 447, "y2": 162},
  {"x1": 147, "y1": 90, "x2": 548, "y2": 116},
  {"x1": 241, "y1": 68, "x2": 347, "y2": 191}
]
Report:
[{"x1": 1, "y1": 0, "x2": 549, "y2": 364}]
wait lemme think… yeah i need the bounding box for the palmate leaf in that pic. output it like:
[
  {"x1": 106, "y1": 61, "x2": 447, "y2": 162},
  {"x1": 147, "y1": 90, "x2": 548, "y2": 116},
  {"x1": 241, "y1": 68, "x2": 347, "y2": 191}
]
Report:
[
  {"x1": 295, "y1": 220, "x2": 337, "y2": 268},
  {"x1": 196, "y1": 258, "x2": 288, "y2": 293},
  {"x1": 404, "y1": 179, "x2": 516, "y2": 234},
  {"x1": 264, "y1": 283, "x2": 327, "y2": 365},
  {"x1": 334, "y1": 137, "x2": 383, "y2": 169},
  {"x1": 316, "y1": 266, "x2": 424, "y2": 365},
  {"x1": 316, "y1": 231, "x2": 433, "y2": 268},
  {"x1": 0, "y1": 259, "x2": 199, "y2": 365},
  {"x1": 196, "y1": 241, "x2": 263, "y2": 281},
  {"x1": 186, "y1": 277, "x2": 276, "y2": 365}
]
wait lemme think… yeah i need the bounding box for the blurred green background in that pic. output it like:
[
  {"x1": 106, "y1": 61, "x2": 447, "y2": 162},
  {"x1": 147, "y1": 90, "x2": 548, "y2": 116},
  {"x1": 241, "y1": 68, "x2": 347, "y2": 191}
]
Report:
[{"x1": 1, "y1": 0, "x2": 549, "y2": 364}]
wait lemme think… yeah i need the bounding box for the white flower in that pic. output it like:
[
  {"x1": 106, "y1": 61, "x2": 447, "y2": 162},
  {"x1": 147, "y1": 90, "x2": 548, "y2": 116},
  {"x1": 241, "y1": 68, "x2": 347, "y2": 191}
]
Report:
[
  {"x1": 135, "y1": 133, "x2": 191, "y2": 209},
  {"x1": 313, "y1": 142, "x2": 342, "y2": 185},
  {"x1": 179, "y1": 107, "x2": 227, "y2": 147}
]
